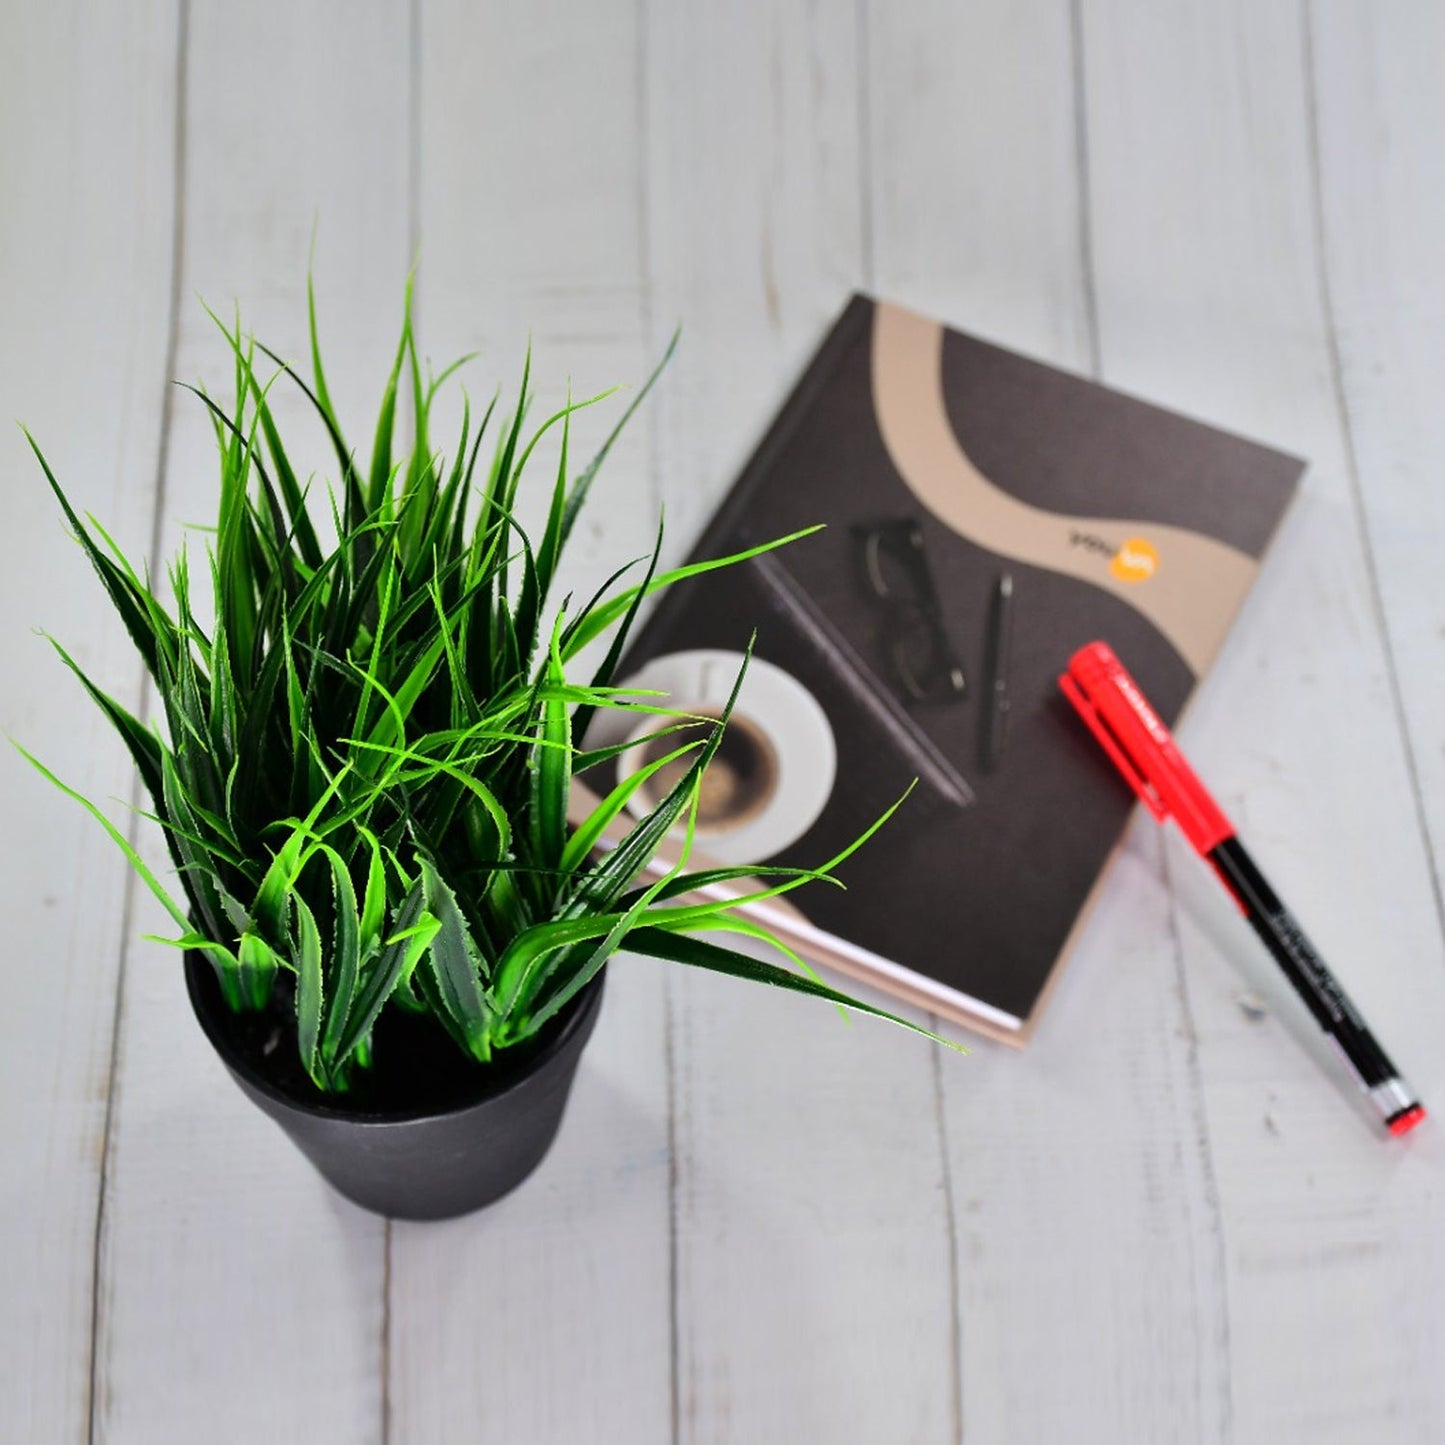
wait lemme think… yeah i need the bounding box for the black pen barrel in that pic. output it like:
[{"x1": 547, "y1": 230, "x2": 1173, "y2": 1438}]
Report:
[{"x1": 1208, "y1": 837, "x2": 1411, "y2": 1105}]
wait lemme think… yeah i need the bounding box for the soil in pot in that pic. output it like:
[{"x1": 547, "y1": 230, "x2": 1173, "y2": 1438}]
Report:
[{"x1": 212, "y1": 968, "x2": 567, "y2": 1115}]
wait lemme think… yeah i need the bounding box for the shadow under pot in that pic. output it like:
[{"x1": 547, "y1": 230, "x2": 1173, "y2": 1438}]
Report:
[{"x1": 184, "y1": 952, "x2": 606, "y2": 1221}]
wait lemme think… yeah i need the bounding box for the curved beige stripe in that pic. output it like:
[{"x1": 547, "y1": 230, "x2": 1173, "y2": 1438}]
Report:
[{"x1": 871, "y1": 302, "x2": 1258, "y2": 677}]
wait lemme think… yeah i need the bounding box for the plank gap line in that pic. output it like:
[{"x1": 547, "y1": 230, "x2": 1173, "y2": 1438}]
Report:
[
  {"x1": 1159, "y1": 838, "x2": 1235, "y2": 1440},
  {"x1": 1299, "y1": 0, "x2": 1445, "y2": 952},
  {"x1": 86, "y1": 0, "x2": 193, "y2": 1440},
  {"x1": 1069, "y1": 0, "x2": 1102, "y2": 377},
  {"x1": 632, "y1": 7, "x2": 679, "y2": 1440},
  {"x1": 407, "y1": 0, "x2": 422, "y2": 320},
  {"x1": 634, "y1": 0, "x2": 661, "y2": 528},
  {"x1": 663, "y1": 973, "x2": 682, "y2": 1445},
  {"x1": 380, "y1": 1217, "x2": 393, "y2": 1445},
  {"x1": 928, "y1": 1024, "x2": 964, "y2": 1444},
  {"x1": 854, "y1": 0, "x2": 876, "y2": 290}
]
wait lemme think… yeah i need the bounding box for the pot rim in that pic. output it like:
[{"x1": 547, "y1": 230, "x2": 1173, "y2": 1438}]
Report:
[{"x1": 184, "y1": 951, "x2": 606, "y2": 1128}]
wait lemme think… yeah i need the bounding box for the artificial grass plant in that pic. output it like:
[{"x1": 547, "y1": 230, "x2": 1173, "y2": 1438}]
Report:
[{"x1": 20, "y1": 277, "x2": 940, "y2": 1095}]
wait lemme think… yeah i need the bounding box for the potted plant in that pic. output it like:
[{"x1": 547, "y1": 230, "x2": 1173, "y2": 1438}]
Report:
[{"x1": 19, "y1": 277, "x2": 942, "y2": 1220}]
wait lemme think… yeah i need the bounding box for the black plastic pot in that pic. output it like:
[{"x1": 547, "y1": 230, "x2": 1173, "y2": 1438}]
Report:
[{"x1": 185, "y1": 953, "x2": 606, "y2": 1220}]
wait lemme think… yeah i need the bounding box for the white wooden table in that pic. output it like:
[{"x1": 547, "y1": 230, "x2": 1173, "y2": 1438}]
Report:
[{"x1": 4, "y1": 3, "x2": 1443, "y2": 1440}]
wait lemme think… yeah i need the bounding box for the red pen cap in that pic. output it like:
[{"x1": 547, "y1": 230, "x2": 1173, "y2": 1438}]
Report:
[{"x1": 1059, "y1": 641, "x2": 1235, "y2": 856}]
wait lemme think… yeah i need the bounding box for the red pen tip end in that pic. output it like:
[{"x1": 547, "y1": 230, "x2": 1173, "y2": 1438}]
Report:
[{"x1": 1387, "y1": 1104, "x2": 1426, "y2": 1137}]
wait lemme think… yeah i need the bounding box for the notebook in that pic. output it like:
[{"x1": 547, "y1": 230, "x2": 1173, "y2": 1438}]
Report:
[{"x1": 580, "y1": 295, "x2": 1304, "y2": 1042}]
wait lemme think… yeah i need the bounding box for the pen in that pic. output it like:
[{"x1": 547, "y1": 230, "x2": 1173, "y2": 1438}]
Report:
[
  {"x1": 980, "y1": 571, "x2": 1014, "y2": 773},
  {"x1": 1059, "y1": 640, "x2": 1425, "y2": 1136}
]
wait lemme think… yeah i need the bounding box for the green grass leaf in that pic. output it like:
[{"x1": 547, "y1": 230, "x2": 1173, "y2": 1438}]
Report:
[
  {"x1": 13, "y1": 741, "x2": 191, "y2": 934},
  {"x1": 562, "y1": 640, "x2": 754, "y2": 919},
  {"x1": 560, "y1": 527, "x2": 825, "y2": 662},
  {"x1": 419, "y1": 856, "x2": 491, "y2": 1060},
  {"x1": 559, "y1": 737, "x2": 705, "y2": 874},
  {"x1": 318, "y1": 846, "x2": 365, "y2": 1072},
  {"x1": 332, "y1": 878, "x2": 437, "y2": 1070},
  {"x1": 529, "y1": 615, "x2": 572, "y2": 876},
  {"x1": 294, "y1": 895, "x2": 325, "y2": 1086},
  {"x1": 560, "y1": 327, "x2": 677, "y2": 547},
  {"x1": 623, "y1": 928, "x2": 964, "y2": 1052}
]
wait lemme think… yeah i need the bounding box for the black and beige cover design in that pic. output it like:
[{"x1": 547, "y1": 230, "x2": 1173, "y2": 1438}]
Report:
[{"x1": 580, "y1": 296, "x2": 1303, "y2": 1042}]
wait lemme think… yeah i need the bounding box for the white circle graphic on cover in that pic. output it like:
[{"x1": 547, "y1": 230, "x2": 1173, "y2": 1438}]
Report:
[{"x1": 594, "y1": 649, "x2": 837, "y2": 864}]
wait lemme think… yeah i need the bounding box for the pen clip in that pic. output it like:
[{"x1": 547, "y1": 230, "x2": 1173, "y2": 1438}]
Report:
[{"x1": 1059, "y1": 672, "x2": 1168, "y2": 822}]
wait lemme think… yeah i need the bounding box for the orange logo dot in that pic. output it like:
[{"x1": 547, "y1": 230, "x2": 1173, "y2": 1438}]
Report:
[{"x1": 1109, "y1": 536, "x2": 1160, "y2": 583}]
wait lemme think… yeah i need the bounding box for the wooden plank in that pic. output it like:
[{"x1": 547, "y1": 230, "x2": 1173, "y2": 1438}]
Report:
[
  {"x1": 1082, "y1": 2, "x2": 1445, "y2": 1437},
  {"x1": 91, "y1": 6, "x2": 412, "y2": 1441},
  {"x1": 387, "y1": 4, "x2": 674, "y2": 1442},
  {"x1": 1308, "y1": 6, "x2": 1445, "y2": 936},
  {"x1": 0, "y1": 4, "x2": 178, "y2": 1439},
  {"x1": 1306, "y1": 4, "x2": 1445, "y2": 1434},
  {"x1": 642, "y1": 6, "x2": 960, "y2": 1441},
  {"x1": 867, "y1": 3, "x2": 1240, "y2": 1439}
]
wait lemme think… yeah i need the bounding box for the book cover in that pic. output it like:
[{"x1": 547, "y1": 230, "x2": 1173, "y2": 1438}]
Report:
[{"x1": 582, "y1": 295, "x2": 1304, "y2": 1041}]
